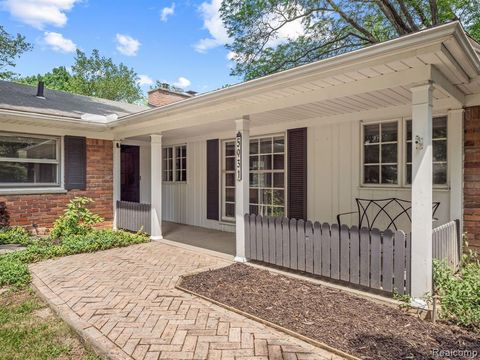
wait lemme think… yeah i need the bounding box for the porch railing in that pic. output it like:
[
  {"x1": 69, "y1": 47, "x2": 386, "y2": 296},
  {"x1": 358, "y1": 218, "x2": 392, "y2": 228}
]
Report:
[
  {"x1": 432, "y1": 219, "x2": 461, "y2": 270},
  {"x1": 245, "y1": 214, "x2": 411, "y2": 295},
  {"x1": 116, "y1": 201, "x2": 151, "y2": 234}
]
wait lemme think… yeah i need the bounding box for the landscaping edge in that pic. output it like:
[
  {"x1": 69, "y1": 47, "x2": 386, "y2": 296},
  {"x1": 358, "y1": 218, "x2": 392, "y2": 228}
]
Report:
[
  {"x1": 29, "y1": 271, "x2": 131, "y2": 360},
  {"x1": 175, "y1": 276, "x2": 360, "y2": 360}
]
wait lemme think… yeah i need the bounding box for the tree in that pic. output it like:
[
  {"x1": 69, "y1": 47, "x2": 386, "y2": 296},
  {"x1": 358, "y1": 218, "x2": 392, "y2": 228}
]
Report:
[
  {"x1": 149, "y1": 80, "x2": 184, "y2": 93},
  {"x1": 17, "y1": 49, "x2": 143, "y2": 103},
  {"x1": 221, "y1": 0, "x2": 480, "y2": 80},
  {"x1": 0, "y1": 26, "x2": 32, "y2": 79}
]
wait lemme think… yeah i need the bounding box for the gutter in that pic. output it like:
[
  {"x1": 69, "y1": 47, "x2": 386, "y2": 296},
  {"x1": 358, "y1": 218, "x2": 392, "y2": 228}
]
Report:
[{"x1": 109, "y1": 21, "x2": 477, "y2": 129}]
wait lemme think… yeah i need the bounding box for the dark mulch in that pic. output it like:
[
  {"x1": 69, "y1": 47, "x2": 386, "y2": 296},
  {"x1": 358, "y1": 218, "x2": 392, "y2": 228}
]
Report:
[{"x1": 180, "y1": 263, "x2": 480, "y2": 360}]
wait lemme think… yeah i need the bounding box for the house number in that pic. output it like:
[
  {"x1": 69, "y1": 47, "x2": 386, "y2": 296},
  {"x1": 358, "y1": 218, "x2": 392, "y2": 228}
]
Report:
[{"x1": 235, "y1": 131, "x2": 242, "y2": 181}]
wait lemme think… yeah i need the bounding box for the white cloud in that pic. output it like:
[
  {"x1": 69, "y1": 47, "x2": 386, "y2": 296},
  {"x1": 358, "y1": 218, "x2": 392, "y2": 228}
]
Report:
[
  {"x1": 160, "y1": 3, "x2": 175, "y2": 22},
  {"x1": 43, "y1": 31, "x2": 76, "y2": 52},
  {"x1": 173, "y1": 77, "x2": 191, "y2": 88},
  {"x1": 265, "y1": 7, "x2": 306, "y2": 48},
  {"x1": 226, "y1": 51, "x2": 237, "y2": 61},
  {"x1": 137, "y1": 74, "x2": 153, "y2": 86},
  {"x1": 115, "y1": 34, "x2": 141, "y2": 56},
  {"x1": 1, "y1": 0, "x2": 80, "y2": 29},
  {"x1": 194, "y1": 0, "x2": 230, "y2": 53}
]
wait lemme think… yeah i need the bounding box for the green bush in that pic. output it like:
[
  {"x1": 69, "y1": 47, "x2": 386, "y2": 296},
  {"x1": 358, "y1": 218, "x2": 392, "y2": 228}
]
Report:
[
  {"x1": 0, "y1": 227, "x2": 30, "y2": 246},
  {"x1": 433, "y1": 254, "x2": 480, "y2": 331},
  {"x1": 0, "y1": 229, "x2": 148, "y2": 288},
  {"x1": 50, "y1": 197, "x2": 103, "y2": 240}
]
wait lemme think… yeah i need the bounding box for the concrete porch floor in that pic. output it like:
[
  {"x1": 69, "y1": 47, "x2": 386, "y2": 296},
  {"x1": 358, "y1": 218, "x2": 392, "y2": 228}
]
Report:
[{"x1": 162, "y1": 221, "x2": 235, "y2": 256}]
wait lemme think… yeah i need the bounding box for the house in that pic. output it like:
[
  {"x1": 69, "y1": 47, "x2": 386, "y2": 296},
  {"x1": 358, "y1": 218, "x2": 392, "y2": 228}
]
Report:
[{"x1": 1, "y1": 22, "x2": 480, "y2": 300}]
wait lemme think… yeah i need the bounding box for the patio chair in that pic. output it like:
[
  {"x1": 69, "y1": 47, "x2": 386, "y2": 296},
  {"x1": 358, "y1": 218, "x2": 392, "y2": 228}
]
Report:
[{"x1": 336, "y1": 197, "x2": 440, "y2": 231}]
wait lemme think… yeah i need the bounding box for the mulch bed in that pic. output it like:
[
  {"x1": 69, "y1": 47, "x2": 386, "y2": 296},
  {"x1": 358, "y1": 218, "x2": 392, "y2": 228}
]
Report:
[{"x1": 179, "y1": 263, "x2": 480, "y2": 360}]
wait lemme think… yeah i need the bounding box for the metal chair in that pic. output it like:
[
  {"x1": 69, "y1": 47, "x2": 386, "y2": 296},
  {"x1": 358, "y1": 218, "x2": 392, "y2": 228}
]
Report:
[{"x1": 337, "y1": 197, "x2": 440, "y2": 231}]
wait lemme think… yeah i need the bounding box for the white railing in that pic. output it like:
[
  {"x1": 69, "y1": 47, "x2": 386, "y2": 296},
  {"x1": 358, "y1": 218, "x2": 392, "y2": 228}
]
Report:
[{"x1": 432, "y1": 219, "x2": 461, "y2": 270}]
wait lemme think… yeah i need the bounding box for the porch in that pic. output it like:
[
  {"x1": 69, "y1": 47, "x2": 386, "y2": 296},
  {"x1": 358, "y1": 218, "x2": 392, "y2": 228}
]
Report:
[{"x1": 110, "y1": 23, "x2": 480, "y2": 300}]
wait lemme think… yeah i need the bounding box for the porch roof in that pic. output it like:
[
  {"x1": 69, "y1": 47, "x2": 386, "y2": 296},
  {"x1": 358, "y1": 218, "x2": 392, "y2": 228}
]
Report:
[{"x1": 111, "y1": 21, "x2": 480, "y2": 140}]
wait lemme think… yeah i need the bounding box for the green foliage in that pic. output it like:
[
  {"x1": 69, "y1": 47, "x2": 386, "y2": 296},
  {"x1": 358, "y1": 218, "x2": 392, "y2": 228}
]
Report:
[
  {"x1": 433, "y1": 256, "x2": 480, "y2": 330},
  {"x1": 149, "y1": 80, "x2": 184, "y2": 93},
  {"x1": 0, "y1": 26, "x2": 32, "y2": 79},
  {"x1": 50, "y1": 197, "x2": 103, "y2": 240},
  {"x1": 16, "y1": 49, "x2": 143, "y2": 103},
  {"x1": 0, "y1": 227, "x2": 30, "y2": 246},
  {"x1": 0, "y1": 229, "x2": 148, "y2": 288},
  {"x1": 221, "y1": 0, "x2": 480, "y2": 80}
]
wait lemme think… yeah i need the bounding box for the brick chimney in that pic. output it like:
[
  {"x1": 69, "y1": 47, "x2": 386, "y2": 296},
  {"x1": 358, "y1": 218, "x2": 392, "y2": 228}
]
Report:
[{"x1": 148, "y1": 87, "x2": 196, "y2": 107}]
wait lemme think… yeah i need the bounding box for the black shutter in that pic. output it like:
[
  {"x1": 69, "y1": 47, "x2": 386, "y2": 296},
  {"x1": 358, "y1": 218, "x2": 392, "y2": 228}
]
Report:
[
  {"x1": 287, "y1": 128, "x2": 307, "y2": 220},
  {"x1": 206, "y1": 139, "x2": 220, "y2": 220},
  {"x1": 64, "y1": 136, "x2": 86, "y2": 190}
]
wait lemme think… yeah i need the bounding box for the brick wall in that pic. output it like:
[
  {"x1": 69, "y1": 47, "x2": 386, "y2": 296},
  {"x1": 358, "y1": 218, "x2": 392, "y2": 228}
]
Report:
[
  {"x1": 464, "y1": 106, "x2": 480, "y2": 251},
  {"x1": 0, "y1": 138, "x2": 113, "y2": 233}
]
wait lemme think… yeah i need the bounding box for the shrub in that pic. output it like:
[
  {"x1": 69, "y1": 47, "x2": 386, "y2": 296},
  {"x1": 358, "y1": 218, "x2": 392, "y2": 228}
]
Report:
[
  {"x1": 433, "y1": 255, "x2": 480, "y2": 331},
  {"x1": 0, "y1": 227, "x2": 30, "y2": 246},
  {"x1": 0, "y1": 229, "x2": 148, "y2": 288},
  {"x1": 50, "y1": 197, "x2": 103, "y2": 240}
]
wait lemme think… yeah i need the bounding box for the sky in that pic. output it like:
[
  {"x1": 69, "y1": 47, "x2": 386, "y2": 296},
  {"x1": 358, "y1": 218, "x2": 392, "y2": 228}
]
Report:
[{"x1": 0, "y1": 0, "x2": 240, "y2": 95}]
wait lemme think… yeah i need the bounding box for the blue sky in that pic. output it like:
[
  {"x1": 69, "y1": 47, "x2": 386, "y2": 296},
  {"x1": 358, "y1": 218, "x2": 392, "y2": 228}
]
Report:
[{"x1": 0, "y1": 0, "x2": 240, "y2": 94}]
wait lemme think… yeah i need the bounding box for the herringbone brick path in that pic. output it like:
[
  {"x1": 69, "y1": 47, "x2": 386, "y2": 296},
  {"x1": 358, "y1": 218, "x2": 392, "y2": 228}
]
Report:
[{"x1": 30, "y1": 242, "x2": 339, "y2": 360}]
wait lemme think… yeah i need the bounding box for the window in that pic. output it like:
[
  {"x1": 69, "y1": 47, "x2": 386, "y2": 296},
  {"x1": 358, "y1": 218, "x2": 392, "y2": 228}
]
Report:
[
  {"x1": 406, "y1": 116, "x2": 447, "y2": 185},
  {"x1": 162, "y1": 147, "x2": 173, "y2": 182},
  {"x1": 222, "y1": 135, "x2": 286, "y2": 220},
  {"x1": 175, "y1": 145, "x2": 187, "y2": 182},
  {"x1": 249, "y1": 137, "x2": 285, "y2": 217},
  {"x1": 0, "y1": 133, "x2": 60, "y2": 187},
  {"x1": 163, "y1": 145, "x2": 187, "y2": 183},
  {"x1": 362, "y1": 122, "x2": 398, "y2": 185}
]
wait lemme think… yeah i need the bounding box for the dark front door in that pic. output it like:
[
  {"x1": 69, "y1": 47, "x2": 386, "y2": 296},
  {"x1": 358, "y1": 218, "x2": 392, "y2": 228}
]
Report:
[{"x1": 121, "y1": 145, "x2": 140, "y2": 202}]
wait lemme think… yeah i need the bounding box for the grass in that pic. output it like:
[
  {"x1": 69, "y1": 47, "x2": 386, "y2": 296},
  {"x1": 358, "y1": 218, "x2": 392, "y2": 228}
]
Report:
[{"x1": 0, "y1": 288, "x2": 101, "y2": 360}]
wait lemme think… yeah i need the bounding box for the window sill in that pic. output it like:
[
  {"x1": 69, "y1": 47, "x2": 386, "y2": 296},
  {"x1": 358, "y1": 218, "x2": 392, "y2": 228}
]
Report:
[
  {"x1": 0, "y1": 188, "x2": 67, "y2": 195},
  {"x1": 358, "y1": 185, "x2": 450, "y2": 192}
]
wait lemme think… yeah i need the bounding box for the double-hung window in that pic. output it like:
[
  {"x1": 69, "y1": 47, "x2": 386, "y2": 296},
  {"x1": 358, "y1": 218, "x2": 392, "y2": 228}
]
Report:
[
  {"x1": 163, "y1": 145, "x2": 187, "y2": 183},
  {"x1": 0, "y1": 133, "x2": 60, "y2": 187},
  {"x1": 361, "y1": 116, "x2": 448, "y2": 187},
  {"x1": 221, "y1": 135, "x2": 286, "y2": 221}
]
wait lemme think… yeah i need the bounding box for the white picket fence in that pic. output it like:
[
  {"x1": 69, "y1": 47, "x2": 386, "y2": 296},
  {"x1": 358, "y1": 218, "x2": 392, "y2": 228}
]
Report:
[{"x1": 432, "y1": 219, "x2": 461, "y2": 270}]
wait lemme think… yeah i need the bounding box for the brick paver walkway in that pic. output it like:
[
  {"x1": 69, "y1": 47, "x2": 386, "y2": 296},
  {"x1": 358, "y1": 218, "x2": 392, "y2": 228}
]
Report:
[{"x1": 30, "y1": 242, "x2": 339, "y2": 360}]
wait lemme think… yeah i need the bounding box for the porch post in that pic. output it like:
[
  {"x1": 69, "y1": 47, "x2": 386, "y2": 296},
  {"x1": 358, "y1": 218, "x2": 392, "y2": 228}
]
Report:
[
  {"x1": 150, "y1": 134, "x2": 163, "y2": 240},
  {"x1": 410, "y1": 83, "x2": 433, "y2": 301},
  {"x1": 113, "y1": 140, "x2": 121, "y2": 230},
  {"x1": 235, "y1": 117, "x2": 250, "y2": 262},
  {"x1": 448, "y1": 109, "x2": 464, "y2": 228}
]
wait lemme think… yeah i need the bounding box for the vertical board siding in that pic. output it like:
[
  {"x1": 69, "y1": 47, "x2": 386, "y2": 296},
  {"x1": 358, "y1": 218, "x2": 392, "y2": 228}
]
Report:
[
  {"x1": 432, "y1": 220, "x2": 461, "y2": 270},
  {"x1": 116, "y1": 201, "x2": 151, "y2": 234},
  {"x1": 245, "y1": 215, "x2": 411, "y2": 295}
]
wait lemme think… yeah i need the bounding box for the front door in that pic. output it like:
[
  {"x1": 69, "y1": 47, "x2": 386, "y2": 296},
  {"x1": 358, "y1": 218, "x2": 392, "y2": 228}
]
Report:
[{"x1": 121, "y1": 145, "x2": 140, "y2": 202}]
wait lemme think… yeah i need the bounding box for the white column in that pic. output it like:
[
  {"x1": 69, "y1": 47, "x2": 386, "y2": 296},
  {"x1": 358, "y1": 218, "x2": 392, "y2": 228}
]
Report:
[
  {"x1": 448, "y1": 109, "x2": 464, "y2": 228},
  {"x1": 235, "y1": 117, "x2": 250, "y2": 262},
  {"x1": 411, "y1": 83, "x2": 433, "y2": 300},
  {"x1": 113, "y1": 140, "x2": 121, "y2": 230},
  {"x1": 150, "y1": 134, "x2": 163, "y2": 240}
]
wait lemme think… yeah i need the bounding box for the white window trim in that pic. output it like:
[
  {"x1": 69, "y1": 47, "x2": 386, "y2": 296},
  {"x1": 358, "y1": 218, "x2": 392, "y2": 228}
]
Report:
[
  {"x1": 220, "y1": 133, "x2": 287, "y2": 222},
  {"x1": 0, "y1": 132, "x2": 62, "y2": 190},
  {"x1": 162, "y1": 144, "x2": 187, "y2": 184},
  {"x1": 359, "y1": 115, "x2": 449, "y2": 189}
]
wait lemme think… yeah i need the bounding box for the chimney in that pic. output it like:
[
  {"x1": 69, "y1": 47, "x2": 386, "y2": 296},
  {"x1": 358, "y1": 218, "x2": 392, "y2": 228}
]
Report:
[
  {"x1": 36, "y1": 81, "x2": 45, "y2": 98},
  {"x1": 148, "y1": 87, "x2": 195, "y2": 107}
]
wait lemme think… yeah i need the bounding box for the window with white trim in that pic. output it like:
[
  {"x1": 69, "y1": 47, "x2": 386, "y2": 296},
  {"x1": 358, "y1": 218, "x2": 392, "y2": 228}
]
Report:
[
  {"x1": 162, "y1": 147, "x2": 173, "y2": 182},
  {"x1": 163, "y1": 145, "x2": 187, "y2": 183},
  {"x1": 362, "y1": 121, "x2": 398, "y2": 185},
  {"x1": 0, "y1": 133, "x2": 60, "y2": 187},
  {"x1": 406, "y1": 116, "x2": 447, "y2": 185},
  {"x1": 221, "y1": 135, "x2": 286, "y2": 221}
]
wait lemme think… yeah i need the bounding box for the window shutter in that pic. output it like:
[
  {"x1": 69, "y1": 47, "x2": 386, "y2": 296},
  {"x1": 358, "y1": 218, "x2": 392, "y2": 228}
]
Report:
[
  {"x1": 206, "y1": 139, "x2": 220, "y2": 220},
  {"x1": 287, "y1": 128, "x2": 307, "y2": 220},
  {"x1": 64, "y1": 136, "x2": 86, "y2": 190}
]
